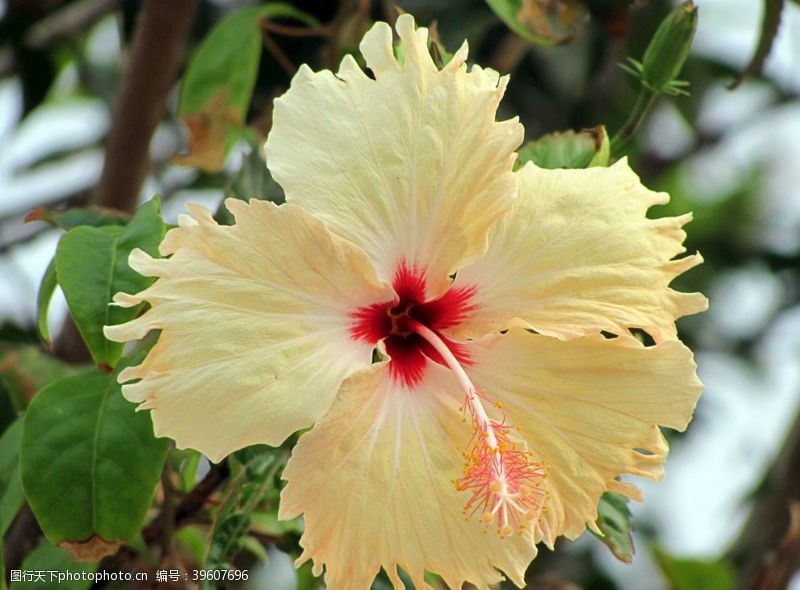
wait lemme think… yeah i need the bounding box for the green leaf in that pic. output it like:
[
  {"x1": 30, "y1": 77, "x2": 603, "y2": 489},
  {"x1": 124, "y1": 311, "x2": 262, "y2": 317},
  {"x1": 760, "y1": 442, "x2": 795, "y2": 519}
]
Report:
[
  {"x1": 25, "y1": 206, "x2": 130, "y2": 230},
  {"x1": 653, "y1": 546, "x2": 735, "y2": 590},
  {"x1": 593, "y1": 492, "x2": 635, "y2": 563},
  {"x1": 296, "y1": 561, "x2": 322, "y2": 590},
  {"x1": 55, "y1": 198, "x2": 165, "y2": 368},
  {"x1": 176, "y1": 3, "x2": 317, "y2": 171},
  {"x1": 35, "y1": 258, "x2": 57, "y2": 348},
  {"x1": 175, "y1": 449, "x2": 203, "y2": 493},
  {"x1": 20, "y1": 364, "x2": 169, "y2": 550},
  {"x1": 241, "y1": 535, "x2": 269, "y2": 564},
  {"x1": 486, "y1": 0, "x2": 588, "y2": 45},
  {"x1": 588, "y1": 126, "x2": 611, "y2": 167},
  {"x1": 11, "y1": 543, "x2": 95, "y2": 590},
  {"x1": 215, "y1": 142, "x2": 285, "y2": 224},
  {"x1": 176, "y1": 525, "x2": 208, "y2": 566},
  {"x1": 0, "y1": 417, "x2": 24, "y2": 537},
  {"x1": 250, "y1": 511, "x2": 303, "y2": 537},
  {"x1": 0, "y1": 345, "x2": 82, "y2": 414},
  {"x1": 518, "y1": 126, "x2": 609, "y2": 170}
]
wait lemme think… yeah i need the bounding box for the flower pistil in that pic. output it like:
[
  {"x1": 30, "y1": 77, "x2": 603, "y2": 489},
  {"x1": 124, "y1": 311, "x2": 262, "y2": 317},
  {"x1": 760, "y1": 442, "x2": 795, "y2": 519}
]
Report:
[{"x1": 407, "y1": 321, "x2": 547, "y2": 538}]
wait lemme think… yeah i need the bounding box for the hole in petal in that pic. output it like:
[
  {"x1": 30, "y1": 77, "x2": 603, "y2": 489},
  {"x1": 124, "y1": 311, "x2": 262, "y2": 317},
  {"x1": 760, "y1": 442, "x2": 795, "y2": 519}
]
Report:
[{"x1": 628, "y1": 327, "x2": 656, "y2": 347}]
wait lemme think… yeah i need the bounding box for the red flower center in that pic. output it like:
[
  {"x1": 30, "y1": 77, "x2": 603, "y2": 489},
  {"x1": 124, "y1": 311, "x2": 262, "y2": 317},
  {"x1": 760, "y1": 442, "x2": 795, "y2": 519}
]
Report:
[{"x1": 350, "y1": 262, "x2": 476, "y2": 386}]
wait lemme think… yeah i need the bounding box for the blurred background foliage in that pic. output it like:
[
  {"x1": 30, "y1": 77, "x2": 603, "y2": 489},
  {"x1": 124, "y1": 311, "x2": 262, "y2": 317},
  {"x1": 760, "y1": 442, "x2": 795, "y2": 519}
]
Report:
[{"x1": 0, "y1": 0, "x2": 799, "y2": 588}]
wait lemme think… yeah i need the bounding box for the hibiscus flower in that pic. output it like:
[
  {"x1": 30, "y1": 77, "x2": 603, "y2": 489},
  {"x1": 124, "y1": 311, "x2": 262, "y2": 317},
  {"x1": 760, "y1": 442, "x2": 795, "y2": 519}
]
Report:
[{"x1": 105, "y1": 14, "x2": 706, "y2": 590}]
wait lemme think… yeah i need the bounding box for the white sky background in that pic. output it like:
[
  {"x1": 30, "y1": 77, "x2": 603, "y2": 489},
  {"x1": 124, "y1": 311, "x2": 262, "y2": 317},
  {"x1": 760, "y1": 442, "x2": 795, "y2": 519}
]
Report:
[{"x1": 1, "y1": 1, "x2": 800, "y2": 588}]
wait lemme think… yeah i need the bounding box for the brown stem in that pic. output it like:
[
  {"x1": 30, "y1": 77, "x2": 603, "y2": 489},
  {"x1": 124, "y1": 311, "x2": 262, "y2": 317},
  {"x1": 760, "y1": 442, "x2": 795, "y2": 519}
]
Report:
[
  {"x1": 92, "y1": 462, "x2": 229, "y2": 583},
  {"x1": 729, "y1": 0, "x2": 785, "y2": 89},
  {"x1": 54, "y1": 0, "x2": 198, "y2": 364},
  {"x1": 144, "y1": 461, "x2": 230, "y2": 544},
  {"x1": 3, "y1": 505, "x2": 41, "y2": 576},
  {"x1": 486, "y1": 33, "x2": 530, "y2": 75},
  {"x1": 0, "y1": 0, "x2": 119, "y2": 79},
  {"x1": 731, "y1": 403, "x2": 800, "y2": 589},
  {"x1": 750, "y1": 502, "x2": 800, "y2": 590},
  {"x1": 261, "y1": 31, "x2": 297, "y2": 77},
  {"x1": 159, "y1": 467, "x2": 177, "y2": 567},
  {"x1": 260, "y1": 20, "x2": 332, "y2": 38}
]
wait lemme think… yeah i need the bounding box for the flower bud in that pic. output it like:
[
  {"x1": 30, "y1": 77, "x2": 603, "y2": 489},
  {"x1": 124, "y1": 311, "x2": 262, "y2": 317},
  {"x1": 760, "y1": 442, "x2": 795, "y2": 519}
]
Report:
[{"x1": 640, "y1": 1, "x2": 697, "y2": 94}]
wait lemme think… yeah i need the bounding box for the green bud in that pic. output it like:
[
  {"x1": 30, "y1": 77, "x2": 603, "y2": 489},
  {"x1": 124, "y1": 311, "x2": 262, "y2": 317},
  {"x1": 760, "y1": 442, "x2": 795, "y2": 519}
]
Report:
[{"x1": 639, "y1": 1, "x2": 697, "y2": 94}]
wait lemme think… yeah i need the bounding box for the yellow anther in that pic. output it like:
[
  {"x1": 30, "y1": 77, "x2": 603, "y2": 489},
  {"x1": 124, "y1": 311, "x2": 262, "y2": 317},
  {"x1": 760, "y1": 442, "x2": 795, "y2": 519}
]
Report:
[
  {"x1": 524, "y1": 510, "x2": 537, "y2": 521},
  {"x1": 482, "y1": 513, "x2": 494, "y2": 524},
  {"x1": 490, "y1": 480, "x2": 502, "y2": 493}
]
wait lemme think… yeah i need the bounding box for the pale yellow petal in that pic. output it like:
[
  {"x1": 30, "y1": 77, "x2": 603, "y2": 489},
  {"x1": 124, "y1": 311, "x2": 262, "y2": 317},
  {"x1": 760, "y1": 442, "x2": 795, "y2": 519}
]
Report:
[
  {"x1": 104, "y1": 200, "x2": 393, "y2": 462},
  {"x1": 468, "y1": 330, "x2": 702, "y2": 546},
  {"x1": 451, "y1": 159, "x2": 708, "y2": 341},
  {"x1": 265, "y1": 14, "x2": 523, "y2": 296},
  {"x1": 280, "y1": 364, "x2": 535, "y2": 590}
]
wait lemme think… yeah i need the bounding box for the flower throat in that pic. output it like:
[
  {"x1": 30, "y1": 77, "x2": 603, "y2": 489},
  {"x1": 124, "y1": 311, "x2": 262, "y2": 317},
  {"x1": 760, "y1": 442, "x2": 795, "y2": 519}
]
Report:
[{"x1": 351, "y1": 262, "x2": 547, "y2": 536}]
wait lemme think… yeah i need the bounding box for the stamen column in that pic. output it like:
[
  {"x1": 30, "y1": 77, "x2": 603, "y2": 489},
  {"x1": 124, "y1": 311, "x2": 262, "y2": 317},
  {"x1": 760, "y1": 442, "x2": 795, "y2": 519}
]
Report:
[{"x1": 407, "y1": 321, "x2": 546, "y2": 537}]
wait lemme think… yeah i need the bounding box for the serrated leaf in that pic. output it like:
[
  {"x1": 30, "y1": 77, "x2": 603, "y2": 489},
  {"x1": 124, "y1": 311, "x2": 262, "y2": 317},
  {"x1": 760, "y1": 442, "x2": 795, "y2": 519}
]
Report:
[
  {"x1": 205, "y1": 447, "x2": 285, "y2": 578},
  {"x1": 175, "y1": 4, "x2": 318, "y2": 171},
  {"x1": 653, "y1": 546, "x2": 735, "y2": 590},
  {"x1": 54, "y1": 198, "x2": 165, "y2": 368},
  {"x1": 518, "y1": 126, "x2": 609, "y2": 170},
  {"x1": 486, "y1": 0, "x2": 588, "y2": 45},
  {"x1": 593, "y1": 492, "x2": 635, "y2": 563},
  {"x1": 11, "y1": 543, "x2": 95, "y2": 590},
  {"x1": 20, "y1": 364, "x2": 169, "y2": 554},
  {"x1": 0, "y1": 417, "x2": 24, "y2": 538},
  {"x1": 36, "y1": 258, "x2": 57, "y2": 348}
]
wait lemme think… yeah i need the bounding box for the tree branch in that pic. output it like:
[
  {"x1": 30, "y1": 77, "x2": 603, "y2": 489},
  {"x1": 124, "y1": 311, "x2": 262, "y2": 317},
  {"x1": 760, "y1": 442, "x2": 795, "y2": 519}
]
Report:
[
  {"x1": 54, "y1": 0, "x2": 198, "y2": 363},
  {"x1": 92, "y1": 462, "x2": 229, "y2": 582},
  {"x1": 730, "y1": 403, "x2": 800, "y2": 589},
  {"x1": 25, "y1": 0, "x2": 120, "y2": 50},
  {"x1": 93, "y1": 0, "x2": 197, "y2": 213}
]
